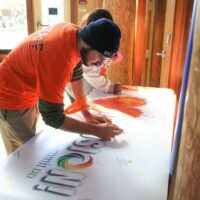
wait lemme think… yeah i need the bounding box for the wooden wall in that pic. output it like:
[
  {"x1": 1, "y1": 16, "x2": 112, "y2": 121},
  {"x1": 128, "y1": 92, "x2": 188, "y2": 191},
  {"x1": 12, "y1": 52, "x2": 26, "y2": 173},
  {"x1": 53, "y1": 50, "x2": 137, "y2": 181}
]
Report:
[
  {"x1": 169, "y1": 0, "x2": 200, "y2": 198},
  {"x1": 103, "y1": 0, "x2": 136, "y2": 85},
  {"x1": 96, "y1": 0, "x2": 103, "y2": 7},
  {"x1": 133, "y1": 0, "x2": 147, "y2": 86},
  {"x1": 71, "y1": 0, "x2": 78, "y2": 24},
  {"x1": 169, "y1": 0, "x2": 194, "y2": 97},
  {"x1": 77, "y1": 0, "x2": 97, "y2": 24},
  {"x1": 103, "y1": 0, "x2": 193, "y2": 96},
  {"x1": 26, "y1": 0, "x2": 34, "y2": 34},
  {"x1": 149, "y1": 0, "x2": 167, "y2": 87}
]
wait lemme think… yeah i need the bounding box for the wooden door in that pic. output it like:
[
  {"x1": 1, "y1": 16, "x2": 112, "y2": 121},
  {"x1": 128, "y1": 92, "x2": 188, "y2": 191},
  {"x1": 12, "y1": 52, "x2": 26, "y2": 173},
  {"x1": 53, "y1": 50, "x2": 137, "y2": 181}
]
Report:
[
  {"x1": 70, "y1": 0, "x2": 97, "y2": 25},
  {"x1": 77, "y1": 0, "x2": 97, "y2": 25},
  {"x1": 159, "y1": 0, "x2": 176, "y2": 87},
  {"x1": 146, "y1": 0, "x2": 176, "y2": 87}
]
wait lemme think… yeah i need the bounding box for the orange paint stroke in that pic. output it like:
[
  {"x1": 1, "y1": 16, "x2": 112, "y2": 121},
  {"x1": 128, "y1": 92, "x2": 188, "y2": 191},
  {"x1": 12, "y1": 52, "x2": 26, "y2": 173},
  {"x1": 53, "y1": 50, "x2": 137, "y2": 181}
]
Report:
[{"x1": 92, "y1": 96, "x2": 146, "y2": 118}]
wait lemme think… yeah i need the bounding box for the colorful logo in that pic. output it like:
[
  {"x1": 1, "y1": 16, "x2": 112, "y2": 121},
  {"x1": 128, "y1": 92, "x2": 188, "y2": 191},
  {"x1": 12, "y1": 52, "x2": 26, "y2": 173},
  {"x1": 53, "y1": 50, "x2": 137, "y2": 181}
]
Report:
[{"x1": 57, "y1": 153, "x2": 93, "y2": 170}]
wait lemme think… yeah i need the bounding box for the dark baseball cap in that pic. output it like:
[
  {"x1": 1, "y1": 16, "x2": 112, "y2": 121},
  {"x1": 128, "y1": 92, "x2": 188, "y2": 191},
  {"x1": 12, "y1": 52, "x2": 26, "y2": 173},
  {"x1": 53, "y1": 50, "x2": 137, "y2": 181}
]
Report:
[{"x1": 79, "y1": 18, "x2": 121, "y2": 58}]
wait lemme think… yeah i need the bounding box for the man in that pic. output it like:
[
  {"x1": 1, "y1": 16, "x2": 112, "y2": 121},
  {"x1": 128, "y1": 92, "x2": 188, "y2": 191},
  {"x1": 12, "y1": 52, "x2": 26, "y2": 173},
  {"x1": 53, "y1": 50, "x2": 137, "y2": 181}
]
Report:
[{"x1": 0, "y1": 18, "x2": 123, "y2": 154}]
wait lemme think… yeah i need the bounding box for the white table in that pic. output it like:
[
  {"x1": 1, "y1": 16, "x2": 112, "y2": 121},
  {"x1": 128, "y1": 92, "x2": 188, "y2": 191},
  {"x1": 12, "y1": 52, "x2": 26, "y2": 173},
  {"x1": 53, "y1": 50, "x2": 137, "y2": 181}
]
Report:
[{"x1": 0, "y1": 87, "x2": 176, "y2": 200}]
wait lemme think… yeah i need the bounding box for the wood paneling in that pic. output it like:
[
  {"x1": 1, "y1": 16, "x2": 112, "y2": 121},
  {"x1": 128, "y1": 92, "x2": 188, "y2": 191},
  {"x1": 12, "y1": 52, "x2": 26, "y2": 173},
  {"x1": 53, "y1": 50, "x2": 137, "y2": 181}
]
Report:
[
  {"x1": 71, "y1": 0, "x2": 78, "y2": 24},
  {"x1": 133, "y1": 0, "x2": 147, "y2": 85},
  {"x1": 77, "y1": 0, "x2": 97, "y2": 24},
  {"x1": 150, "y1": 0, "x2": 167, "y2": 87},
  {"x1": 26, "y1": 0, "x2": 34, "y2": 34},
  {"x1": 169, "y1": 0, "x2": 194, "y2": 97},
  {"x1": 169, "y1": 1, "x2": 200, "y2": 198},
  {"x1": 96, "y1": 0, "x2": 103, "y2": 8},
  {"x1": 159, "y1": 0, "x2": 176, "y2": 87},
  {"x1": 104, "y1": 0, "x2": 136, "y2": 85},
  {"x1": 143, "y1": 0, "x2": 155, "y2": 86},
  {"x1": 67, "y1": 0, "x2": 193, "y2": 93}
]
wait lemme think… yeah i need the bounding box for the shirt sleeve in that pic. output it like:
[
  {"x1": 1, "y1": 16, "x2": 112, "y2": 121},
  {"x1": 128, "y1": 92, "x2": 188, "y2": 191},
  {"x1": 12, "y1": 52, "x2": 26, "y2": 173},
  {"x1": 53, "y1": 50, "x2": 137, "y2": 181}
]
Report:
[
  {"x1": 39, "y1": 98, "x2": 65, "y2": 128},
  {"x1": 71, "y1": 62, "x2": 83, "y2": 82}
]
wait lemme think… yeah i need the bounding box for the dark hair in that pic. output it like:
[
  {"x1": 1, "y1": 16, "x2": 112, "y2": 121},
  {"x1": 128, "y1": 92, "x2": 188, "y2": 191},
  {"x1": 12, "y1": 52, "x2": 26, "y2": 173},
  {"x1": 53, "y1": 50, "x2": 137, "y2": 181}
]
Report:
[{"x1": 86, "y1": 9, "x2": 113, "y2": 24}]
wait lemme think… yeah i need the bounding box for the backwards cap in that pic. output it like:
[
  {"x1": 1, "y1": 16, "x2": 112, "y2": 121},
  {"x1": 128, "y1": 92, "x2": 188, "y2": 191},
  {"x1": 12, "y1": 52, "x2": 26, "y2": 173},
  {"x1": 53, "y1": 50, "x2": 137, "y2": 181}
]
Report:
[{"x1": 79, "y1": 18, "x2": 121, "y2": 58}]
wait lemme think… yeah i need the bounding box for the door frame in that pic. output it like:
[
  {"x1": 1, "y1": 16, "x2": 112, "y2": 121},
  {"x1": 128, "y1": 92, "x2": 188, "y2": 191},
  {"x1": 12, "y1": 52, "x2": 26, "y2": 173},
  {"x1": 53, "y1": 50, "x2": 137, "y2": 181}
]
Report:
[
  {"x1": 31, "y1": 0, "x2": 71, "y2": 32},
  {"x1": 140, "y1": 0, "x2": 176, "y2": 87}
]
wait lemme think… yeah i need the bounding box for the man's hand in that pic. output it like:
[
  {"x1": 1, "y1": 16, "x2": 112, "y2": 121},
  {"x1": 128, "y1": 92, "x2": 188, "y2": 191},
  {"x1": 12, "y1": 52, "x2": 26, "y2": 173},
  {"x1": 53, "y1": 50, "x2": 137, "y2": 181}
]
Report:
[
  {"x1": 82, "y1": 110, "x2": 112, "y2": 124},
  {"x1": 95, "y1": 123, "x2": 123, "y2": 140},
  {"x1": 60, "y1": 113, "x2": 124, "y2": 140},
  {"x1": 113, "y1": 83, "x2": 122, "y2": 94},
  {"x1": 81, "y1": 110, "x2": 123, "y2": 140}
]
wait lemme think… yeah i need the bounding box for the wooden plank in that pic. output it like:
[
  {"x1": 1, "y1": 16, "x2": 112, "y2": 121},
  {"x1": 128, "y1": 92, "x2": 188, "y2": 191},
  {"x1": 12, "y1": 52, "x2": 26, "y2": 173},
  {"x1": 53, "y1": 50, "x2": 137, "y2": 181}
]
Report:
[
  {"x1": 71, "y1": 0, "x2": 78, "y2": 24},
  {"x1": 143, "y1": 0, "x2": 155, "y2": 86},
  {"x1": 168, "y1": 0, "x2": 194, "y2": 97},
  {"x1": 133, "y1": 0, "x2": 147, "y2": 86},
  {"x1": 169, "y1": 0, "x2": 200, "y2": 199},
  {"x1": 95, "y1": 0, "x2": 103, "y2": 7},
  {"x1": 77, "y1": 0, "x2": 97, "y2": 24},
  {"x1": 26, "y1": 0, "x2": 35, "y2": 34},
  {"x1": 159, "y1": 0, "x2": 176, "y2": 87},
  {"x1": 150, "y1": 0, "x2": 167, "y2": 87},
  {"x1": 104, "y1": 0, "x2": 136, "y2": 85}
]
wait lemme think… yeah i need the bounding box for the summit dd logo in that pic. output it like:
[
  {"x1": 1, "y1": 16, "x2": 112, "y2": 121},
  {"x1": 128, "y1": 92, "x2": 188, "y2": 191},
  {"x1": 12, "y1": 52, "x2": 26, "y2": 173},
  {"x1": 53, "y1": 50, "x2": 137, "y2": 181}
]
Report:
[{"x1": 29, "y1": 137, "x2": 104, "y2": 197}]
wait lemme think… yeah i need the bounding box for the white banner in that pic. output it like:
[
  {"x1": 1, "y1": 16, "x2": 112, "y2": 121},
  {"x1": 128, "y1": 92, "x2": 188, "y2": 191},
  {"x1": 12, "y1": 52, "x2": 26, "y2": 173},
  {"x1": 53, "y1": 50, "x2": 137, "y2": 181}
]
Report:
[{"x1": 0, "y1": 87, "x2": 176, "y2": 200}]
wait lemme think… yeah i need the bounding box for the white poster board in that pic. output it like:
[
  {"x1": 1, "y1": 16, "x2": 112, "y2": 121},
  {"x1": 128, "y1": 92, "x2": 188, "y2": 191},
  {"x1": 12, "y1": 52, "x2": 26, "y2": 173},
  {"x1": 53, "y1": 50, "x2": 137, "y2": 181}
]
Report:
[{"x1": 0, "y1": 87, "x2": 176, "y2": 200}]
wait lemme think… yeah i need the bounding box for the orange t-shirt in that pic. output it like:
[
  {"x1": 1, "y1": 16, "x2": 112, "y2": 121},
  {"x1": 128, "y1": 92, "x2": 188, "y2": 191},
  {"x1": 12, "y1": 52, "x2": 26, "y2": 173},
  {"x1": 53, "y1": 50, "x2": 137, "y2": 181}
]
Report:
[{"x1": 0, "y1": 23, "x2": 81, "y2": 110}]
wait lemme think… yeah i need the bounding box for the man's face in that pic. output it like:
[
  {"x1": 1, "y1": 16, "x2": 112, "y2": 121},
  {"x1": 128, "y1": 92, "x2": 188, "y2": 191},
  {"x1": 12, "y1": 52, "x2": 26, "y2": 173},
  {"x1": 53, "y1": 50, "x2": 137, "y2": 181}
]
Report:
[{"x1": 80, "y1": 47, "x2": 105, "y2": 67}]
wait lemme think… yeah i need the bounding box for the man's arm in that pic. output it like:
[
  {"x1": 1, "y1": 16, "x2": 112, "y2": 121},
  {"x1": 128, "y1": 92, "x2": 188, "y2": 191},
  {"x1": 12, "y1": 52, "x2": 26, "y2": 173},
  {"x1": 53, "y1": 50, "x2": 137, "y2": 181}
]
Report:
[
  {"x1": 38, "y1": 99, "x2": 123, "y2": 139},
  {"x1": 70, "y1": 78, "x2": 105, "y2": 124},
  {"x1": 70, "y1": 63, "x2": 111, "y2": 124}
]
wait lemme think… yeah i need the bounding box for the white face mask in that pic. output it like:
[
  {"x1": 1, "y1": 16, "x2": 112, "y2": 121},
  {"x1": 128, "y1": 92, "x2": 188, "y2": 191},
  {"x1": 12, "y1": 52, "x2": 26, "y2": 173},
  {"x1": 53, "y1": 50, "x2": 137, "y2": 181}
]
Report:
[
  {"x1": 95, "y1": 52, "x2": 123, "y2": 75},
  {"x1": 95, "y1": 64, "x2": 106, "y2": 74}
]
